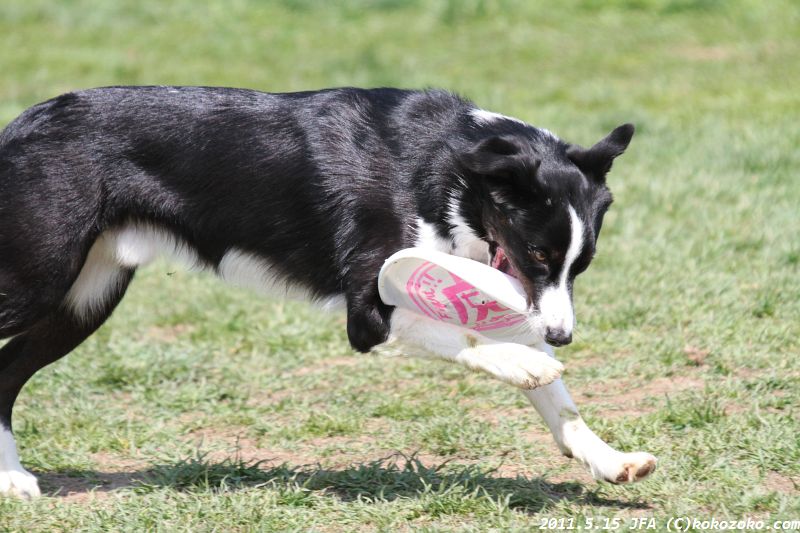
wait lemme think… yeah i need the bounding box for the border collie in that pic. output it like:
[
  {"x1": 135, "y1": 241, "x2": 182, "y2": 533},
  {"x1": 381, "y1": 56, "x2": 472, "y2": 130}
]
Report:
[{"x1": 0, "y1": 87, "x2": 655, "y2": 498}]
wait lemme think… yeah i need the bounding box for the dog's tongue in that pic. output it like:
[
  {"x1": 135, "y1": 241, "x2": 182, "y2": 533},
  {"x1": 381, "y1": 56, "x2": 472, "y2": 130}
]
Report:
[{"x1": 491, "y1": 247, "x2": 518, "y2": 278}]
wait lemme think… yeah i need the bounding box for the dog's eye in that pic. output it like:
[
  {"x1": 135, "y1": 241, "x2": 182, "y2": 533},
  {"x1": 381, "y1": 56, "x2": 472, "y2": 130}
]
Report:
[{"x1": 530, "y1": 249, "x2": 548, "y2": 263}]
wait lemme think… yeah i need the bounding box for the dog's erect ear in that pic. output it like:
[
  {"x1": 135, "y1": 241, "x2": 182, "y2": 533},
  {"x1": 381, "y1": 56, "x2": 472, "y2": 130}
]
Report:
[
  {"x1": 458, "y1": 135, "x2": 541, "y2": 182},
  {"x1": 567, "y1": 123, "x2": 634, "y2": 182}
]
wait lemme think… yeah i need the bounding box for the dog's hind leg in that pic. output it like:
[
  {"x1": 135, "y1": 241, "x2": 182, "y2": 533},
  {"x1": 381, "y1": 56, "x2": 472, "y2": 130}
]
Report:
[
  {"x1": 522, "y1": 345, "x2": 657, "y2": 484},
  {"x1": 0, "y1": 266, "x2": 133, "y2": 498}
]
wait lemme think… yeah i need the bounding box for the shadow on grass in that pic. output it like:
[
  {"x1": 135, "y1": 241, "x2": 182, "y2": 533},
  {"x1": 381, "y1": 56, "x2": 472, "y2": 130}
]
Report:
[{"x1": 38, "y1": 453, "x2": 650, "y2": 512}]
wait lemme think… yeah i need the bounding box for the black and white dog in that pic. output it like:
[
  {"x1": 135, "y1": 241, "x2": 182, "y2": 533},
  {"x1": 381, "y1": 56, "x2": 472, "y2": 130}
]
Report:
[{"x1": 0, "y1": 87, "x2": 655, "y2": 498}]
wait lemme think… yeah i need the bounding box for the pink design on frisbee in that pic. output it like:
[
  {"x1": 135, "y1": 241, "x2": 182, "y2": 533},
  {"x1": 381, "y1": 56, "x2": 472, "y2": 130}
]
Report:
[{"x1": 405, "y1": 261, "x2": 526, "y2": 332}]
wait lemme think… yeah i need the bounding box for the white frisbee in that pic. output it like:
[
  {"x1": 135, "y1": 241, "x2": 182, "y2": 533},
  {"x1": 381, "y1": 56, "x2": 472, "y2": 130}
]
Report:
[{"x1": 378, "y1": 247, "x2": 538, "y2": 344}]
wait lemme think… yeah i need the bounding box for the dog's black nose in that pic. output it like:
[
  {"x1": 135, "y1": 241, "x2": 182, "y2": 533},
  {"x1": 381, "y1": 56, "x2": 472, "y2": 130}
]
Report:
[{"x1": 545, "y1": 328, "x2": 572, "y2": 347}]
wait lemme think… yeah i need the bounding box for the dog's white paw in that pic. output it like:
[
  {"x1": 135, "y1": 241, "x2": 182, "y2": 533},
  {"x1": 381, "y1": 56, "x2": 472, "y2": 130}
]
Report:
[
  {"x1": 460, "y1": 344, "x2": 564, "y2": 389},
  {"x1": 589, "y1": 451, "x2": 657, "y2": 484},
  {"x1": 0, "y1": 467, "x2": 41, "y2": 499}
]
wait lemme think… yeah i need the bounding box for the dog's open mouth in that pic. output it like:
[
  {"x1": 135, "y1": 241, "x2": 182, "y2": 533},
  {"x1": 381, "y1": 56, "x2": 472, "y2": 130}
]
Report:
[{"x1": 489, "y1": 242, "x2": 519, "y2": 279}]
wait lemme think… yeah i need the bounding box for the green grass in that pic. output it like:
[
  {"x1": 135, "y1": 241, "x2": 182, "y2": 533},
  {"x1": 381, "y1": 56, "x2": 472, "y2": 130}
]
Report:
[{"x1": 1, "y1": 0, "x2": 799, "y2": 530}]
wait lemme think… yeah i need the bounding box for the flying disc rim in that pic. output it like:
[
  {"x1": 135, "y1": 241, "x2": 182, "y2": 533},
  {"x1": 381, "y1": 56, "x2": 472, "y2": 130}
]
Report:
[{"x1": 378, "y1": 248, "x2": 528, "y2": 313}]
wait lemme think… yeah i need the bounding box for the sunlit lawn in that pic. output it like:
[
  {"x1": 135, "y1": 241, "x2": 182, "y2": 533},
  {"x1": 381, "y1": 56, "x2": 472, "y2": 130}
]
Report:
[{"x1": 1, "y1": 0, "x2": 798, "y2": 530}]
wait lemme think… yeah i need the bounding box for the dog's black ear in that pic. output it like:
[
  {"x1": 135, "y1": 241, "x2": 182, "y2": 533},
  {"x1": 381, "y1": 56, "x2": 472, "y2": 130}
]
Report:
[
  {"x1": 458, "y1": 135, "x2": 541, "y2": 181},
  {"x1": 567, "y1": 123, "x2": 634, "y2": 182}
]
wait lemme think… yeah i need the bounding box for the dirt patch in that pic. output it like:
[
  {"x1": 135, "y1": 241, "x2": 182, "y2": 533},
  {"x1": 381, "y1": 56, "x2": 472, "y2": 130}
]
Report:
[
  {"x1": 677, "y1": 44, "x2": 736, "y2": 62},
  {"x1": 683, "y1": 345, "x2": 711, "y2": 366},
  {"x1": 183, "y1": 422, "x2": 394, "y2": 469},
  {"x1": 764, "y1": 471, "x2": 799, "y2": 494},
  {"x1": 578, "y1": 375, "x2": 706, "y2": 418},
  {"x1": 144, "y1": 323, "x2": 195, "y2": 342},
  {"x1": 90, "y1": 451, "x2": 150, "y2": 472}
]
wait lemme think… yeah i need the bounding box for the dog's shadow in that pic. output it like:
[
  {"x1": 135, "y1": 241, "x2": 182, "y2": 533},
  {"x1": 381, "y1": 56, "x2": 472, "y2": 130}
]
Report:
[{"x1": 38, "y1": 453, "x2": 650, "y2": 512}]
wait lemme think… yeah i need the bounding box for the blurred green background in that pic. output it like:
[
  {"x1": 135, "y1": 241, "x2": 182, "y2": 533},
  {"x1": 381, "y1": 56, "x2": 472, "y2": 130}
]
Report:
[
  {"x1": 2, "y1": 0, "x2": 797, "y2": 131},
  {"x1": 1, "y1": 0, "x2": 798, "y2": 530}
]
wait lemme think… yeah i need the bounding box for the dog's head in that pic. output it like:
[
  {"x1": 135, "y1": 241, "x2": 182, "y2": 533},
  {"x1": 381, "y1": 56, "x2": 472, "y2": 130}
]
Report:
[{"x1": 455, "y1": 123, "x2": 634, "y2": 346}]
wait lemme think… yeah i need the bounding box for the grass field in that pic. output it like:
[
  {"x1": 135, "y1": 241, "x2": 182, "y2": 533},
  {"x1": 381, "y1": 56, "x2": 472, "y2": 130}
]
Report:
[{"x1": 1, "y1": 0, "x2": 799, "y2": 530}]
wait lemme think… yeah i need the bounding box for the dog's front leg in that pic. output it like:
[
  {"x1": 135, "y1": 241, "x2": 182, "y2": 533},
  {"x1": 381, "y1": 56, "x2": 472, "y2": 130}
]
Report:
[
  {"x1": 522, "y1": 346, "x2": 657, "y2": 483},
  {"x1": 387, "y1": 308, "x2": 563, "y2": 389}
]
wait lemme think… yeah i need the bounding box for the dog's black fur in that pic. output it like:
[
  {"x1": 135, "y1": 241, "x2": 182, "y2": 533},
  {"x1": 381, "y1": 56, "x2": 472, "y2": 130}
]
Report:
[{"x1": 0, "y1": 86, "x2": 632, "y2": 436}]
